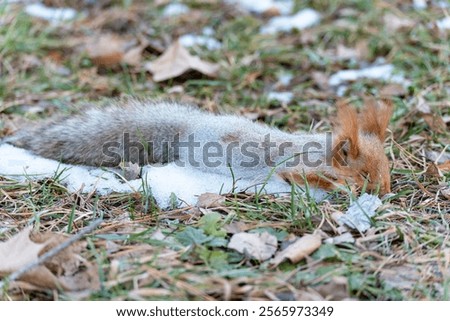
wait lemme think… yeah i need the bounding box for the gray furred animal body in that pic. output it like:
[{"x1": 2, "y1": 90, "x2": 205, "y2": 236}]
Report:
[{"x1": 5, "y1": 98, "x2": 393, "y2": 194}]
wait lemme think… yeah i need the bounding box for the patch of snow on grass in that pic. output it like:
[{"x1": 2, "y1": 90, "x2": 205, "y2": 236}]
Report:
[
  {"x1": 436, "y1": 16, "x2": 450, "y2": 30},
  {"x1": 261, "y1": 8, "x2": 321, "y2": 34},
  {"x1": 328, "y1": 63, "x2": 409, "y2": 88},
  {"x1": 413, "y1": 0, "x2": 427, "y2": 9},
  {"x1": 179, "y1": 34, "x2": 222, "y2": 50},
  {"x1": 228, "y1": 0, "x2": 294, "y2": 15},
  {"x1": 0, "y1": 144, "x2": 327, "y2": 209},
  {"x1": 267, "y1": 91, "x2": 293, "y2": 104},
  {"x1": 162, "y1": 3, "x2": 190, "y2": 17},
  {"x1": 25, "y1": 3, "x2": 76, "y2": 23}
]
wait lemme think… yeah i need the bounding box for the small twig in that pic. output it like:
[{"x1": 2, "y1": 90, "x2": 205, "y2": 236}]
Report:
[{"x1": 0, "y1": 218, "x2": 103, "y2": 289}]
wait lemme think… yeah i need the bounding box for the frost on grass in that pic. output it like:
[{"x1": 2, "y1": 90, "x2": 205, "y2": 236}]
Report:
[
  {"x1": 25, "y1": 3, "x2": 77, "y2": 23},
  {"x1": 338, "y1": 193, "x2": 382, "y2": 232},
  {"x1": 260, "y1": 9, "x2": 321, "y2": 34},
  {"x1": 0, "y1": 144, "x2": 327, "y2": 209}
]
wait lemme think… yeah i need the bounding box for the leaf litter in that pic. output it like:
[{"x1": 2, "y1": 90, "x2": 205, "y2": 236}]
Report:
[
  {"x1": 0, "y1": 227, "x2": 99, "y2": 292},
  {"x1": 145, "y1": 40, "x2": 220, "y2": 82},
  {"x1": 1, "y1": 0, "x2": 449, "y2": 301}
]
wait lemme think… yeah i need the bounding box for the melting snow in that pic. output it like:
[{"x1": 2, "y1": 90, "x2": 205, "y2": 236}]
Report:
[
  {"x1": 267, "y1": 91, "x2": 293, "y2": 104},
  {"x1": 227, "y1": 0, "x2": 294, "y2": 15},
  {"x1": 276, "y1": 71, "x2": 294, "y2": 86},
  {"x1": 436, "y1": 16, "x2": 450, "y2": 30},
  {"x1": 179, "y1": 34, "x2": 222, "y2": 50},
  {"x1": 25, "y1": 3, "x2": 77, "y2": 23},
  {"x1": 328, "y1": 63, "x2": 409, "y2": 88},
  {"x1": 0, "y1": 144, "x2": 327, "y2": 209},
  {"x1": 260, "y1": 8, "x2": 321, "y2": 34},
  {"x1": 162, "y1": 3, "x2": 190, "y2": 17},
  {"x1": 413, "y1": 0, "x2": 427, "y2": 9}
]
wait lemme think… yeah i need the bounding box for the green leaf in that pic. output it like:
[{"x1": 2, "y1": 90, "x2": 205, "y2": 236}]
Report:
[
  {"x1": 198, "y1": 247, "x2": 229, "y2": 270},
  {"x1": 175, "y1": 227, "x2": 209, "y2": 246},
  {"x1": 199, "y1": 212, "x2": 227, "y2": 237}
]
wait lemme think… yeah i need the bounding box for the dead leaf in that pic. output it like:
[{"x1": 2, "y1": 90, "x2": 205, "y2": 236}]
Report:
[
  {"x1": 416, "y1": 96, "x2": 446, "y2": 133},
  {"x1": 380, "y1": 83, "x2": 407, "y2": 96},
  {"x1": 119, "y1": 161, "x2": 141, "y2": 180},
  {"x1": 426, "y1": 162, "x2": 442, "y2": 177},
  {"x1": 335, "y1": 44, "x2": 359, "y2": 60},
  {"x1": 85, "y1": 34, "x2": 143, "y2": 67},
  {"x1": 0, "y1": 228, "x2": 99, "y2": 292},
  {"x1": 197, "y1": 193, "x2": 226, "y2": 208},
  {"x1": 228, "y1": 232, "x2": 278, "y2": 261},
  {"x1": 438, "y1": 160, "x2": 450, "y2": 173},
  {"x1": 314, "y1": 276, "x2": 349, "y2": 300},
  {"x1": 145, "y1": 40, "x2": 220, "y2": 82},
  {"x1": 262, "y1": 7, "x2": 281, "y2": 18},
  {"x1": 441, "y1": 187, "x2": 450, "y2": 200},
  {"x1": 78, "y1": 68, "x2": 111, "y2": 93},
  {"x1": 384, "y1": 13, "x2": 415, "y2": 32},
  {"x1": 311, "y1": 71, "x2": 330, "y2": 91},
  {"x1": 324, "y1": 232, "x2": 355, "y2": 245},
  {"x1": 0, "y1": 227, "x2": 47, "y2": 274},
  {"x1": 270, "y1": 233, "x2": 321, "y2": 266}
]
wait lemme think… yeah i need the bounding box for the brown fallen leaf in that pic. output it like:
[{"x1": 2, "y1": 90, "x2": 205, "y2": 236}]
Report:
[
  {"x1": 145, "y1": 40, "x2": 220, "y2": 82},
  {"x1": 425, "y1": 162, "x2": 442, "y2": 177},
  {"x1": 380, "y1": 83, "x2": 407, "y2": 97},
  {"x1": 314, "y1": 276, "x2": 349, "y2": 300},
  {"x1": 0, "y1": 227, "x2": 48, "y2": 274},
  {"x1": 416, "y1": 96, "x2": 446, "y2": 133},
  {"x1": 438, "y1": 160, "x2": 450, "y2": 173},
  {"x1": 270, "y1": 233, "x2": 321, "y2": 266},
  {"x1": 197, "y1": 193, "x2": 225, "y2": 208},
  {"x1": 0, "y1": 227, "x2": 64, "y2": 289},
  {"x1": 85, "y1": 34, "x2": 143, "y2": 67},
  {"x1": 383, "y1": 13, "x2": 415, "y2": 32},
  {"x1": 228, "y1": 232, "x2": 278, "y2": 261},
  {"x1": 0, "y1": 227, "x2": 99, "y2": 292}
]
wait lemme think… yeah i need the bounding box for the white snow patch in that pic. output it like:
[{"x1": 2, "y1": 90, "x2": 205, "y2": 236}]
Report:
[
  {"x1": 276, "y1": 71, "x2": 294, "y2": 86},
  {"x1": 227, "y1": 0, "x2": 294, "y2": 15},
  {"x1": 179, "y1": 34, "x2": 222, "y2": 50},
  {"x1": 413, "y1": 0, "x2": 427, "y2": 9},
  {"x1": 261, "y1": 8, "x2": 321, "y2": 34},
  {"x1": 202, "y1": 26, "x2": 215, "y2": 36},
  {"x1": 25, "y1": 3, "x2": 77, "y2": 23},
  {"x1": 267, "y1": 91, "x2": 293, "y2": 104},
  {"x1": 0, "y1": 144, "x2": 327, "y2": 209},
  {"x1": 328, "y1": 63, "x2": 409, "y2": 88},
  {"x1": 436, "y1": 16, "x2": 450, "y2": 30},
  {"x1": 436, "y1": 1, "x2": 449, "y2": 8},
  {"x1": 338, "y1": 193, "x2": 382, "y2": 232},
  {"x1": 162, "y1": 3, "x2": 190, "y2": 17}
]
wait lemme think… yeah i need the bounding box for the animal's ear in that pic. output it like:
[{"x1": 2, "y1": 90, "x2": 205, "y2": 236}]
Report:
[
  {"x1": 334, "y1": 101, "x2": 359, "y2": 160},
  {"x1": 360, "y1": 98, "x2": 393, "y2": 141}
]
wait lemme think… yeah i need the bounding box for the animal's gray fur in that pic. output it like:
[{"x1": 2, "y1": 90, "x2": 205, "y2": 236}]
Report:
[{"x1": 6, "y1": 99, "x2": 328, "y2": 181}]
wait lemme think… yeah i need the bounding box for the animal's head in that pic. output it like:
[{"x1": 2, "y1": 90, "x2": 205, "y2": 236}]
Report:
[{"x1": 330, "y1": 99, "x2": 393, "y2": 195}]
